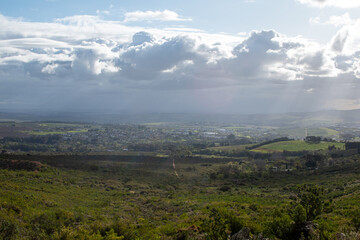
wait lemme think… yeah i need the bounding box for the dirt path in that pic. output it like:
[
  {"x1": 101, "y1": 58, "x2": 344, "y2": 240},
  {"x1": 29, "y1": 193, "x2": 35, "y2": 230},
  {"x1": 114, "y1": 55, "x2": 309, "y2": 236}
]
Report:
[{"x1": 172, "y1": 159, "x2": 179, "y2": 178}]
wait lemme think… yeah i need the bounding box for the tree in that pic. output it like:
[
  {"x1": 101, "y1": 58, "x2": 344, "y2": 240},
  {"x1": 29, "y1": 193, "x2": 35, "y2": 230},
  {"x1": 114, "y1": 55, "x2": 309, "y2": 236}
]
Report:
[
  {"x1": 304, "y1": 154, "x2": 325, "y2": 169},
  {"x1": 305, "y1": 136, "x2": 321, "y2": 144},
  {"x1": 227, "y1": 134, "x2": 236, "y2": 141},
  {"x1": 292, "y1": 205, "x2": 307, "y2": 226},
  {"x1": 297, "y1": 184, "x2": 324, "y2": 221}
]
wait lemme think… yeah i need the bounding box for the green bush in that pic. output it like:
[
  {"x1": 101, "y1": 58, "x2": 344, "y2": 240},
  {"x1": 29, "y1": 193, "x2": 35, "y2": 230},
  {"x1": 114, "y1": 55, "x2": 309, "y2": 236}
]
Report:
[
  {"x1": 0, "y1": 212, "x2": 18, "y2": 240},
  {"x1": 53, "y1": 226, "x2": 101, "y2": 240},
  {"x1": 53, "y1": 226, "x2": 124, "y2": 240},
  {"x1": 313, "y1": 219, "x2": 336, "y2": 240},
  {"x1": 297, "y1": 184, "x2": 324, "y2": 221},
  {"x1": 31, "y1": 212, "x2": 61, "y2": 236},
  {"x1": 351, "y1": 210, "x2": 360, "y2": 231},
  {"x1": 201, "y1": 207, "x2": 243, "y2": 240},
  {"x1": 90, "y1": 220, "x2": 134, "y2": 240},
  {"x1": 291, "y1": 205, "x2": 307, "y2": 227},
  {"x1": 264, "y1": 210, "x2": 293, "y2": 240}
]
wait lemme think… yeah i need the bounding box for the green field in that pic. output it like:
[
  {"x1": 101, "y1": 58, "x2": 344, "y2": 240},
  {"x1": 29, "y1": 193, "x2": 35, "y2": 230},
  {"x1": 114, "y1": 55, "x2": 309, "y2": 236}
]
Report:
[{"x1": 252, "y1": 140, "x2": 345, "y2": 153}]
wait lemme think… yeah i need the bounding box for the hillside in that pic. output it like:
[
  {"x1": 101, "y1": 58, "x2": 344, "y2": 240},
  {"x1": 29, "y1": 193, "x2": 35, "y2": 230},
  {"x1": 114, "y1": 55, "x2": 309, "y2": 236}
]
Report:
[
  {"x1": 251, "y1": 140, "x2": 345, "y2": 153},
  {"x1": 0, "y1": 153, "x2": 360, "y2": 239}
]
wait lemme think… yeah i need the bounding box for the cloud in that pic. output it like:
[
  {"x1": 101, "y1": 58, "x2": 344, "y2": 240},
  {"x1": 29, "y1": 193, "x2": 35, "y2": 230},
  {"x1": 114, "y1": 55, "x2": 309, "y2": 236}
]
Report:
[
  {"x1": 131, "y1": 31, "x2": 154, "y2": 46},
  {"x1": 328, "y1": 19, "x2": 360, "y2": 55},
  {"x1": 0, "y1": 13, "x2": 360, "y2": 113},
  {"x1": 71, "y1": 48, "x2": 120, "y2": 75},
  {"x1": 331, "y1": 28, "x2": 349, "y2": 52},
  {"x1": 119, "y1": 35, "x2": 198, "y2": 80},
  {"x1": 310, "y1": 13, "x2": 354, "y2": 27},
  {"x1": 224, "y1": 31, "x2": 290, "y2": 78},
  {"x1": 123, "y1": 10, "x2": 191, "y2": 22},
  {"x1": 298, "y1": 0, "x2": 360, "y2": 8},
  {"x1": 96, "y1": 10, "x2": 110, "y2": 15},
  {"x1": 0, "y1": 38, "x2": 71, "y2": 58}
]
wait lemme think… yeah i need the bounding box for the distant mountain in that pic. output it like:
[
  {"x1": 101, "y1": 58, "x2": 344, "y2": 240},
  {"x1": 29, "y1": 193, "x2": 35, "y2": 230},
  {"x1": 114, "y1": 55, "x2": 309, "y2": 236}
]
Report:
[{"x1": 1, "y1": 109, "x2": 360, "y2": 127}]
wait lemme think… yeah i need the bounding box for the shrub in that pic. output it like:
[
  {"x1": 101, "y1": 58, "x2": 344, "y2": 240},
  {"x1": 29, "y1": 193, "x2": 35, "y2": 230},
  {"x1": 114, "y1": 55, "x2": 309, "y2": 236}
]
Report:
[
  {"x1": 351, "y1": 210, "x2": 360, "y2": 231},
  {"x1": 201, "y1": 207, "x2": 243, "y2": 240},
  {"x1": 264, "y1": 211, "x2": 293, "y2": 240},
  {"x1": 292, "y1": 204, "x2": 307, "y2": 227},
  {"x1": 53, "y1": 226, "x2": 124, "y2": 240},
  {"x1": 313, "y1": 219, "x2": 336, "y2": 240},
  {"x1": 90, "y1": 220, "x2": 134, "y2": 240},
  {"x1": 249, "y1": 203, "x2": 259, "y2": 212},
  {"x1": 31, "y1": 213, "x2": 60, "y2": 236},
  {"x1": 297, "y1": 184, "x2": 324, "y2": 221},
  {"x1": 218, "y1": 185, "x2": 231, "y2": 192},
  {"x1": 0, "y1": 212, "x2": 18, "y2": 240}
]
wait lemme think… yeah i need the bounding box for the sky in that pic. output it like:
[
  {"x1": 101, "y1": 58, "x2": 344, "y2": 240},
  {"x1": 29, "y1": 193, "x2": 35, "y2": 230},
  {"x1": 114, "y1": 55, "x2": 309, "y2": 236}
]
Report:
[{"x1": 1, "y1": 0, "x2": 360, "y2": 114}]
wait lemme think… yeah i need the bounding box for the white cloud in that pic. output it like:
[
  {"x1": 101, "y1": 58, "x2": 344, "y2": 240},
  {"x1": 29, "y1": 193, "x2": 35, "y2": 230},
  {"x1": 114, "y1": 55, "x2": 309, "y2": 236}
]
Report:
[
  {"x1": 0, "y1": 38, "x2": 70, "y2": 48},
  {"x1": 123, "y1": 10, "x2": 191, "y2": 22},
  {"x1": 298, "y1": 0, "x2": 360, "y2": 8},
  {"x1": 331, "y1": 28, "x2": 349, "y2": 52},
  {"x1": 306, "y1": 88, "x2": 315, "y2": 93},
  {"x1": 0, "y1": 13, "x2": 352, "y2": 83},
  {"x1": 328, "y1": 19, "x2": 360, "y2": 55},
  {"x1": 96, "y1": 10, "x2": 110, "y2": 15},
  {"x1": 354, "y1": 60, "x2": 360, "y2": 79},
  {"x1": 0, "y1": 13, "x2": 360, "y2": 113},
  {"x1": 41, "y1": 63, "x2": 58, "y2": 74},
  {"x1": 310, "y1": 13, "x2": 354, "y2": 27}
]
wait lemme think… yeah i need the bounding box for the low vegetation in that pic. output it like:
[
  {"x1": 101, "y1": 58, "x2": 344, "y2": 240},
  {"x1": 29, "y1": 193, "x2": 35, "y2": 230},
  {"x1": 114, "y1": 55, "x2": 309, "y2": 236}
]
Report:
[
  {"x1": 0, "y1": 151, "x2": 359, "y2": 239},
  {"x1": 0, "y1": 120, "x2": 359, "y2": 239}
]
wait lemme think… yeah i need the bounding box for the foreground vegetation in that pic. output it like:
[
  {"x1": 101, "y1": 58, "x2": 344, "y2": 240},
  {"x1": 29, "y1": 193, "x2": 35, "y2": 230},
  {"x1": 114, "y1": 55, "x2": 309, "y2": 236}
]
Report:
[{"x1": 0, "y1": 152, "x2": 360, "y2": 239}]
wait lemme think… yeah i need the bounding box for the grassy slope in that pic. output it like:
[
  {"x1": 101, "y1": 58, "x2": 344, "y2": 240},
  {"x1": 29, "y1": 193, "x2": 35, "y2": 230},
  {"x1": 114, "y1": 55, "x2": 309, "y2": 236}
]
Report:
[
  {"x1": 0, "y1": 154, "x2": 359, "y2": 239},
  {"x1": 252, "y1": 140, "x2": 345, "y2": 153}
]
